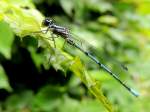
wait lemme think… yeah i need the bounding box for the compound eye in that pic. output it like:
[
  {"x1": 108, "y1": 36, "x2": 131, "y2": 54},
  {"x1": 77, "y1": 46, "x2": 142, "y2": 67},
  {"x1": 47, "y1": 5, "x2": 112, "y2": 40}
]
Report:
[{"x1": 42, "y1": 18, "x2": 52, "y2": 26}]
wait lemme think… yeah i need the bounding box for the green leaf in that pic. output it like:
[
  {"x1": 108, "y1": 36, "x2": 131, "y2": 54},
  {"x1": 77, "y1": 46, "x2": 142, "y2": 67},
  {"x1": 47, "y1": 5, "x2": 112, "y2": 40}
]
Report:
[
  {"x1": 0, "y1": 21, "x2": 14, "y2": 59},
  {"x1": 137, "y1": 2, "x2": 150, "y2": 15},
  {"x1": 4, "y1": 90, "x2": 34, "y2": 111},
  {"x1": 0, "y1": 0, "x2": 44, "y2": 37},
  {"x1": 33, "y1": 86, "x2": 65, "y2": 112},
  {"x1": 0, "y1": 13, "x2": 4, "y2": 20},
  {"x1": 70, "y1": 57, "x2": 114, "y2": 112},
  {"x1": 0, "y1": 65, "x2": 12, "y2": 91},
  {"x1": 60, "y1": 0, "x2": 74, "y2": 16},
  {"x1": 86, "y1": 0, "x2": 113, "y2": 13},
  {"x1": 98, "y1": 15, "x2": 118, "y2": 26}
]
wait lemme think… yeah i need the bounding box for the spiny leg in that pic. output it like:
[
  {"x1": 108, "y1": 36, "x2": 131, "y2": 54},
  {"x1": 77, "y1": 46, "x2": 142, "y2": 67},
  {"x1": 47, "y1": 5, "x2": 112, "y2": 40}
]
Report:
[
  {"x1": 31, "y1": 27, "x2": 50, "y2": 34},
  {"x1": 47, "y1": 33, "x2": 59, "y2": 64},
  {"x1": 50, "y1": 33, "x2": 60, "y2": 48},
  {"x1": 62, "y1": 39, "x2": 67, "y2": 50}
]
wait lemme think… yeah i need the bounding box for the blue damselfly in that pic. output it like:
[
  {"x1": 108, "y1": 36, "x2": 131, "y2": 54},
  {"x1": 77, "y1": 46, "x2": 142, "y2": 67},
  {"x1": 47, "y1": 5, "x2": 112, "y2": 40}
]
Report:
[{"x1": 39, "y1": 18, "x2": 139, "y2": 97}]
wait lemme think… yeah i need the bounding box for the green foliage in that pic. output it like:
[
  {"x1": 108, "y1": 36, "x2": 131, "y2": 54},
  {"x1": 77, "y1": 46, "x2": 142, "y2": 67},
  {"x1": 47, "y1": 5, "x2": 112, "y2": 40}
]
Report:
[
  {"x1": 0, "y1": 65, "x2": 12, "y2": 91},
  {"x1": 0, "y1": 21, "x2": 14, "y2": 59},
  {"x1": 0, "y1": 0, "x2": 150, "y2": 112},
  {"x1": 70, "y1": 57, "x2": 113, "y2": 111}
]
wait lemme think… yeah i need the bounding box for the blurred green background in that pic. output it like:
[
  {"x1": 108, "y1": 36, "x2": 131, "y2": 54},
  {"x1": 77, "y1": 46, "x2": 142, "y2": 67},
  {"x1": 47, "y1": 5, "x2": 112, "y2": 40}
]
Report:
[{"x1": 0, "y1": 0, "x2": 150, "y2": 112}]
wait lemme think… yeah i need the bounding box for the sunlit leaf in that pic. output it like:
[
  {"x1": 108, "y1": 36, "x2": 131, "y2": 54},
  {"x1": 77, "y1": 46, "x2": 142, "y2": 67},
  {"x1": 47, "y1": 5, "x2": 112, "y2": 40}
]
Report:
[
  {"x1": 137, "y1": 2, "x2": 150, "y2": 14},
  {"x1": 0, "y1": 0, "x2": 44, "y2": 37},
  {"x1": 60, "y1": 0, "x2": 74, "y2": 16},
  {"x1": 86, "y1": 0, "x2": 113, "y2": 13},
  {"x1": 70, "y1": 57, "x2": 114, "y2": 112},
  {"x1": 98, "y1": 15, "x2": 118, "y2": 26},
  {"x1": 0, "y1": 21, "x2": 14, "y2": 59},
  {"x1": 0, "y1": 13, "x2": 4, "y2": 20}
]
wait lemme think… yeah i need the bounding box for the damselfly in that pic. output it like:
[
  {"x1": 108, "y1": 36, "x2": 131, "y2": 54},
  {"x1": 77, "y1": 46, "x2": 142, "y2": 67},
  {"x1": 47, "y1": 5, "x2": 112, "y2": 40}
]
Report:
[{"x1": 38, "y1": 18, "x2": 139, "y2": 97}]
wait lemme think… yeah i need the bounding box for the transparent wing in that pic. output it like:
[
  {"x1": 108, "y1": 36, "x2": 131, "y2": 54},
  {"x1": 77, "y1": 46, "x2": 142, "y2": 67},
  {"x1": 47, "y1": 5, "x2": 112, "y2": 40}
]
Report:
[
  {"x1": 31, "y1": 20, "x2": 129, "y2": 75},
  {"x1": 67, "y1": 31, "x2": 129, "y2": 74}
]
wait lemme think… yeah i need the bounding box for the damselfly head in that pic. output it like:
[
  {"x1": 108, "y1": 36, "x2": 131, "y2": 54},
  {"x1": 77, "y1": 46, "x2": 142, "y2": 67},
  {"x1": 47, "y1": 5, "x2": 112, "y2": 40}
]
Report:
[{"x1": 42, "y1": 18, "x2": 53, "y2": 27}]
